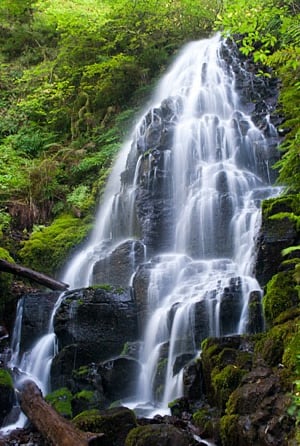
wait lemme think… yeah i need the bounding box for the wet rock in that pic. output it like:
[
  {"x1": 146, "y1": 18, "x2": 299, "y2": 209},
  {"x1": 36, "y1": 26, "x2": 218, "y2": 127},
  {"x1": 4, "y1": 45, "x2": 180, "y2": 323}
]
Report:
[
  {"x1": 183, "y1": 359, "x2": 202, "y2": 400},
  {"x1": 219, "y1": 277, "x2": 243, "y2": 335},
  {"x1": 73, "y1": 406, "x2": 137, "y2": 446},
  {"x1": 246, "y1": 290, "x2": 264, "y2": 334},
  {"x1": 125, "y1": 423, "x2": 199, "y2": 446},
  {"x1": 52, "y1": 286, "x2": 138, "y2": 389},
  {"x1": 92, "y1": 240, "x2": 146, "y2": 288},
  {"x1": 97, "y1": 356, "x2": 141, "y2": 401},
  {"x1": 20, "y1": 291, "x2": 60, "y2": 353}
]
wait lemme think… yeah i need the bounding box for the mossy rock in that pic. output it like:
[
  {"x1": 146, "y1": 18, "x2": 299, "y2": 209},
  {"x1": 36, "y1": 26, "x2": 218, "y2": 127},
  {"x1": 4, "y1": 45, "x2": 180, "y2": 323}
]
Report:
[
  {"x1": 211, "y1": 365, "x2": 246, "y2": 411},
  {"x1": 168, "y1": 397, "x2": 189, "y2": 417},
  {"x1": 125, "y1": 424, "x2": 198, "y2": 446},
  {"x1": 262, "y1": 195, "x2": 300, "y2": 220},
  {"x1": 71, "y1": 389, "x2": 101, "y2": 416},
  {"x1": 263, "y1": 270, "x2": 299, "y2": 326},
  {"x1": 220, "y1": 414, "x2": 240, "y2": 446},
  {"x1": 192, "y1": 406, "x2": 220, "y2": 439},
  {"x1": 45, "y1": 387, "x2": 73, "y2": 418},
  {"x1": 254, "y1": 314, "x2": 300, "y2": 370},
  {"x1": 73, "y1": 407, "x2": 137, "y2": 445},
  {"x1": 200, "y1": 336, "x2": 251, "y2": 404}
]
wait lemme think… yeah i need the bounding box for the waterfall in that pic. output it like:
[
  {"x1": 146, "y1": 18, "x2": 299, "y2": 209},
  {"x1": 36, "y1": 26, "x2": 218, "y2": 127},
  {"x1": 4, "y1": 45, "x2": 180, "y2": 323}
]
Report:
[
  {"x1": 4, "y1": 33, "x2": 280, "y2": 429},
  {"x1": 62, "y1": 34, "x2": 279, "y2": 414}
]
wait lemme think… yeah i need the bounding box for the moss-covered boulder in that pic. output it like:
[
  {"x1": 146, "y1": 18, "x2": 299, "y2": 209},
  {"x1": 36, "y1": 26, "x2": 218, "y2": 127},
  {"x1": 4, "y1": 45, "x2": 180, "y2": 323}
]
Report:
[
  {"x1": 73, "y1": 407, "x2": 137, "y2": 446},
  {"x1": 255, "y1": 195, "x2": 300, "y2": 287},
  {"x1": 0, "y1": 369, "x2": 14, "y2": 425},
  {"x1": 263, "y1": 270, "x2": 299, "y2": 326},
  {"x1": 200, "y1": 335, "x2": 253, "y2": 405},
  {"x1": 211, "y1": 364, "x2": 246, "y2": 411},
  {"x1": 125, "y1": 424, "x2": 199, "y2": 446},
  {"x1": 192, "y1": 406, "x2": 220, "y2": 441}
]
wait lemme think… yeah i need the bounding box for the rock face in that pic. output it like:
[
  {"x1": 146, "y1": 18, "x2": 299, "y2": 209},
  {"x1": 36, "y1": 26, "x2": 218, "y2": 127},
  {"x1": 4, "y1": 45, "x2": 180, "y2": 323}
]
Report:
[
  {"x1": 52, "y1": 286, "x2": 138, "y2": 389},
  {"x1": 19, "y1": 291, "x2": 60, "y2": 353},
  {"x1": 92, "y1": 240, "x2": 146, "y2": 288}
]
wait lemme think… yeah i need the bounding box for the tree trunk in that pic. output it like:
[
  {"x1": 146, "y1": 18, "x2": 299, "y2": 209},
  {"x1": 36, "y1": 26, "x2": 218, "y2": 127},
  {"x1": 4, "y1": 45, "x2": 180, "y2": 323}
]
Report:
[
  {"x1": 19, "y1": 380, "x2": 106, "y2": 446},
  {"x1": 0, "y1": 259, "x2": 69, "y2": 291}
]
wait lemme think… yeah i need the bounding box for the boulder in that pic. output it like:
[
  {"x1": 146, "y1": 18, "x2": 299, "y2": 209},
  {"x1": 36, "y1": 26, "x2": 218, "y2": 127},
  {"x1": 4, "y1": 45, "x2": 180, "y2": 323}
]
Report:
[
  {"x1": 73, "y1": 406, "x2": 137, "y2": 446},
  {"x1": 125, "y1": 423, "x2": 199, "y2": 446}
]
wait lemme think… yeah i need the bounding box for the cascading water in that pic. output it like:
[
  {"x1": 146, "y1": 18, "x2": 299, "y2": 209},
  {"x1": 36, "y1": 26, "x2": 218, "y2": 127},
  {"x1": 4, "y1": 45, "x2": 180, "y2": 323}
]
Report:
[{"x1": 4, "y1": 33, "x2": 280, "y2": 430}]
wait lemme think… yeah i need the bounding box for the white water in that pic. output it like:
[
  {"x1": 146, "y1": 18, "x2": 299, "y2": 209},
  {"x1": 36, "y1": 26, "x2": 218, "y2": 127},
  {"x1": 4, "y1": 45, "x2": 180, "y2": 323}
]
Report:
[{"x1": 4, "y1": 34, "x2": 280, "y2": 430}]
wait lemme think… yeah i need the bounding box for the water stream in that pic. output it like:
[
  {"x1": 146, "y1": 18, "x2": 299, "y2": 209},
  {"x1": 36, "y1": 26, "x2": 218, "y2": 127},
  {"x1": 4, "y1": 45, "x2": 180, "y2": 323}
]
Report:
[{"x1": 3, "y1": 34, "x2": 280, "y2": 431}]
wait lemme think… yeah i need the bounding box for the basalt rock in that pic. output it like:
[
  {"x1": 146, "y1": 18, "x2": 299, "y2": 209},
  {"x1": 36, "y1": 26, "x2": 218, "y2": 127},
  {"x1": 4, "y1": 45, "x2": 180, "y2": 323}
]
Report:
[
  {"x1": 92, "y1": 240, "x2": 146, "y2": 288},
  {"x1": 52, "y1": 286, "x2": 138, "y2": 390},
  {"x1": 20, "y1": 291, "x2": 60, "y2": 353},
  {"x1": 97, "y1": 356, "x2": 141, "y2": 402}
]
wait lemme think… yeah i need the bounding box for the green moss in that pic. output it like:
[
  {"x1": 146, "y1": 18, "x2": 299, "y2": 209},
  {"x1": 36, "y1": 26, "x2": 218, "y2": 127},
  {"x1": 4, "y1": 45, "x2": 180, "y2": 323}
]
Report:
[
  {"x1": 74, "y1": 390, "x2": 94, "y2": 402},
  {"x1": 72, "y1": 365, "x2": 90, "y2": 379},
  {"x1": 220, "y1": 414, "x2": 240, "y2": 446},
  {"x1": 192, "y1": 407, "x2": 218, "y2": 438},
  {"x1": 254, "y1": 314, "x2": 300, "y2": 372},
  {"x1": 0, "y1": 369, "x2": 13, "y2": 388},
  {"x1": 89, "y1": 284, "x2": 113, "y2": 291},
  {"x1": 45, "y1": 387, "x2": 73, "y2": 418},
  {"x1": 19, "y1": 214, "x2": 92, "y2": 275},
  {"x1": 73, "y1": 407, "x2": 137, "y2": 440},
  {"x1": 263, "y1": 271, "x2": 299, "y2": 326},
  {"x1": 211, "y1": 365, "x2": 246, "y2": 411},
  {"x1": 73, "y1": 409, "x2": 101, "y2": 431},
  {"x1": 262, "y1": 195, "x2": 300, "y2": 220}
]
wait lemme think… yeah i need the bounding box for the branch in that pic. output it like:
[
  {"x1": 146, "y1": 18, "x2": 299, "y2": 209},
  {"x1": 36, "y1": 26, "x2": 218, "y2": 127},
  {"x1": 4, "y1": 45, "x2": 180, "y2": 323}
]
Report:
[{"x1": 0, "y1": 259, "x2": 69, "y2": 291}]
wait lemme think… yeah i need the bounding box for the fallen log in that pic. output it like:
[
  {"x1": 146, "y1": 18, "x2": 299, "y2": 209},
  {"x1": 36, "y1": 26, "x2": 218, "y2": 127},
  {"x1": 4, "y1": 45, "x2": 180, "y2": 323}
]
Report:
[
  {"x1": 19, "y1": 380, "x2": 106, "y2": 446},
  {"x1": 0, "y1": 259, "x2": 69, "y2": 291}
]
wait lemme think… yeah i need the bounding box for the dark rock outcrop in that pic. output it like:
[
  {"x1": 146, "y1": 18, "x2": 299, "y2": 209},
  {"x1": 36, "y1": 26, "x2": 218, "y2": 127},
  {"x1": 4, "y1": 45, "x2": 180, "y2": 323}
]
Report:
[
  {"x1": 20, "y1": 291, "x2": 60, "y2": 353},
  {"x1": 92, "y1": 240, "x2": 146, "y2": 288},
  {"x1": 97, "y1": 356, "x2": 141, "y2": 402},
  {"x1": 52, "y1": 286, "x2": 138, "y2": 390}
]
